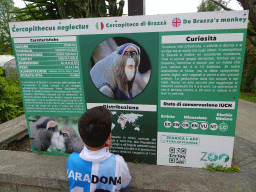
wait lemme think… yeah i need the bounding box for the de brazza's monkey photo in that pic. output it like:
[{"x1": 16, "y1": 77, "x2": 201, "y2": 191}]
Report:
[
  {"x1": 30, "y1": 117, "x2": 84, "y2": 154},
  {"x1": 90, "y1": 43, "x2": 141, "y2": 100},
  {"x1": 30, "y1": 117, "x2": 64, "y2": 152}
]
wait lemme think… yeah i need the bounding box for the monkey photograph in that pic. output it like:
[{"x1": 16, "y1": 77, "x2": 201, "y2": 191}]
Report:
[
  {"x1": 29, "y1": 116, "x2": 84, "y2": 154},
  {"x1": 90, "y1": 37, "x2": 151, "y2": 100}
]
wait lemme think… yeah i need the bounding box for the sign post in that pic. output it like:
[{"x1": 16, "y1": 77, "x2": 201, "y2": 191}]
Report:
[
  {"x1": 128, "y1": 0, "x2": 145, "y2": 16},
  {"x1": 9, "y1": 11, "x2": 248, "y2": 167}
]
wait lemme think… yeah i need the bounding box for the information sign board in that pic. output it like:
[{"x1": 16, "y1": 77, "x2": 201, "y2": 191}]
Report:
[{"x1": 9, "y1": 11, "x2": 248, "y2": 167}]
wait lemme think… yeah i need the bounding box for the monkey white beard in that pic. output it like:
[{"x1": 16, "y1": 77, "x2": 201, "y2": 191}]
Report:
[
  {"x1": 48, "y1": 132, "x2": 66, "y2": 153},
  {"x1": 125, "y1": 58, "x2": 136, "y2": 81}
]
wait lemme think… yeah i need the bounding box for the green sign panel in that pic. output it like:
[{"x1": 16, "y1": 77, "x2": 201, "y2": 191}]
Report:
[{"x1": 158, "y1": 30, "x2": 246, "y2": 137}]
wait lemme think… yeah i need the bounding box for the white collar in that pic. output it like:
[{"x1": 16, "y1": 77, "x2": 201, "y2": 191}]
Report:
[{"x1": 79, "y1": 145, "x2": 111, "y2": 162}]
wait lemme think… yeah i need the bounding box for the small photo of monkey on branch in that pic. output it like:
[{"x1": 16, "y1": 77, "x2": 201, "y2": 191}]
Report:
[{"x1": 90, "y1": 37, "x2": 151, "y2": 100}]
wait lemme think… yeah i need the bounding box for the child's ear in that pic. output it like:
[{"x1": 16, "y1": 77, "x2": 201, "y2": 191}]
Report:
[{"x1": 108, "y1": 133, "x2": 112, "y2": 140}]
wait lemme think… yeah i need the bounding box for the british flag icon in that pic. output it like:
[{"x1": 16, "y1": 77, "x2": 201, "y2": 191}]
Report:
[{"x1": 172, "y1": 18, "x2": 181, "y2": 27}]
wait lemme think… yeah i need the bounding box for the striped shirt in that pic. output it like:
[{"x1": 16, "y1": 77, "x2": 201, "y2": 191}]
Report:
[{"x1": 67, "y1": 146, "x2": 131, "y2": 192}]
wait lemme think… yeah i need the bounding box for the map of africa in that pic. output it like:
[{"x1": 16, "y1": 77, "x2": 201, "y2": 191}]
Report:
[{"x1": 111, "y1": 112, "x2": 143, "y2": 131}]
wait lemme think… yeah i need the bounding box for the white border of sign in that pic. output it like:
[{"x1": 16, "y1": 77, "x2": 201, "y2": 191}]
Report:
[{"x1": 9, "y1": 11, "x2": 248, "y2": 37}]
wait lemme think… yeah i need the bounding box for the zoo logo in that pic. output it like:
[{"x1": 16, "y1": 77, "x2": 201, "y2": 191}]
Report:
[{"x1": 201, "y1": 152, "x2": 230, "y2": 162}]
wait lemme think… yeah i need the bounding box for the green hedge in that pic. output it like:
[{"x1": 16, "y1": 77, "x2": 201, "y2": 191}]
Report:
[
  {"x1": 0, "y1": 68, "x2": 24, "y2": 124},
  {"x1": 240, "y1": 42, "x2": 256, "y2": 92}
]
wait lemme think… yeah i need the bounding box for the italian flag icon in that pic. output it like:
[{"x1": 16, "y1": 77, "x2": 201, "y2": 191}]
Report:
[{"x1": 95, "y1": 22, "x2": 104, "y2": 30}]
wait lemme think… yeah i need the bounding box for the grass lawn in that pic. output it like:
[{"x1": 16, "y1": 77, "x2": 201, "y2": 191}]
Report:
[{"x1": 239, "y1": 91, "x2": 256, "y2": 103}]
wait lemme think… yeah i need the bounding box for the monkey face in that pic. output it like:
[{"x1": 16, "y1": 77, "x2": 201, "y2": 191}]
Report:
[
  {"x1": 46, "y1": 121, "x2": 58, "y2": 133},
  {"x1": 60, "y1": 131, "x2": 69, "y2": 138},
  {"x1": 122, "y1": 46, "x2": 138, "y2": 58},
  {"x1": 59, "y1": 127, "x2": 84, "y2": 153},
  {"x1": 60, "y1": 127, "x2": 72, "y2": 138},
  {"x1": 59, "y1": 127, "x2": 77, "y2": 144},
  {"x1": 125, "y1": 58, "x2": 136, "y2": 81},
  {"x1": 122, "y1": 45, "x2": 140, "y2": 81},
  {"x1": 114, "y1": 44, "x2": 141, "y2": 98},
  {"x1": 59, "y1": 129, "x2": 69, "y2": 146}
]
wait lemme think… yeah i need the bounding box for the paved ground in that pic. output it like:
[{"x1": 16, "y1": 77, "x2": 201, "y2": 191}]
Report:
[
  {"x1": 0, "y1": 99, "x2": 255, "y2": 191},
  {"x1": 236, "y1": 100, "x2": 256, "y2": 143}
]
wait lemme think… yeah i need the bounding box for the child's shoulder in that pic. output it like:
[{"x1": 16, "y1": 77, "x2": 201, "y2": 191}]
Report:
[
  {"x1": 69, "y1": 152, "x2": 80, "y2": 157},
  {"x1": 67, "y1": 152, "x2": 80, "y2": 162},
  {"x1": 111, "y1": 153, "x2": 126, "y2": 163}
]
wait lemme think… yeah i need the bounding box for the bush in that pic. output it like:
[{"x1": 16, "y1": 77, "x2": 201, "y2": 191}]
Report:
[
  {"x1": 0, "y1": 68, "x2": 24, "y2": 124},
  {"x1": 0, "y1": 68, "x2": 6, "y2": 77},
  {"x1": 205, "y1": 163, "x2": 240, "y2": 173},
  {"x1": 240, "y1": 41, "x2": 256, "y2": 92}
]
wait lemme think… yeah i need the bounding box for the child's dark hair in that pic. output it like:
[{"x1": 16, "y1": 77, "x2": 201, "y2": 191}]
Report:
[{"x1": 78, "y1": 106, "x2": 112, "y2": 148}]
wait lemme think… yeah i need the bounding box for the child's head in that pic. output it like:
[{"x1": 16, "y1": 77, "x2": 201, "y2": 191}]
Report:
[{"x1": 78, "y1": 106, "x2": 112, "y2": 148}]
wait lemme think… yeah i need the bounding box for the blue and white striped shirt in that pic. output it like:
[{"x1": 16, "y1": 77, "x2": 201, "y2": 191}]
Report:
[{"x1": 67, "y1": 146, "x2": 131, "y2": 192}]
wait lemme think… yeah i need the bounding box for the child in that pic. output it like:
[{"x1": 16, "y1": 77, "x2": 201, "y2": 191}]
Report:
[{"x1": 67, "y1": 106, "x2": 131, "y2": 192}]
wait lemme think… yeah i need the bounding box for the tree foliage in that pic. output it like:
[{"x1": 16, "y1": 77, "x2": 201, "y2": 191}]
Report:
[
  {"x1": 197, "y1": 0, "x2": 226, "y2": 12},
  {"x1": 0, "y1": 33, "x2": 13, "y2": 55},
  {"x1": 0, "y1": 0, "x2": 14, "y2": 36},
  {"x1": 0, "y1": 68, "x2": 24, "y2": 124},
  {"x1": 11, "y1": 0, "x2": 125, "y2": 20},
  {"x1": 0, "y1": 0, "x2": 17, "y2": 54},
  {"x1": 240, "y1": 44, "x2": 256, "y2": 92}
]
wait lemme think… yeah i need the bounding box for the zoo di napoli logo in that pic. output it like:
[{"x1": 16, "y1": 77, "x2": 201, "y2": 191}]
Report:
[
  {"x1": 201, "y1": 152, "x2": 230, "y2": 163},
  {"x1": 95, "y1": 22, "x2": 104, "y2": 30}
]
